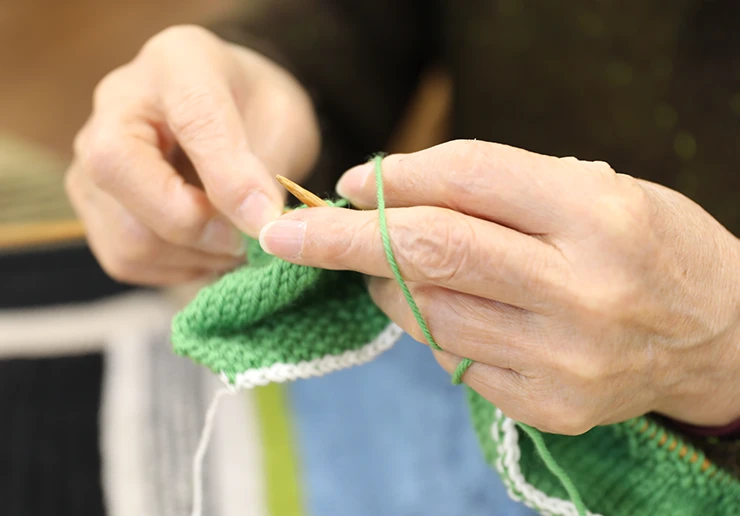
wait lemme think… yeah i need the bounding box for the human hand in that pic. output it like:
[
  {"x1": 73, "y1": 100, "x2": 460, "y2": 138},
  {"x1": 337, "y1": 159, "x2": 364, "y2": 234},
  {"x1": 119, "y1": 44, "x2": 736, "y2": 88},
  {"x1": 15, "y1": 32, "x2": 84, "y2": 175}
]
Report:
[
  {"x1": 258, "y1": 140, "x2": 740, "y2": 434},
  {"x1": 66, "y1": 25, "x2": 320, "y2": 285}
]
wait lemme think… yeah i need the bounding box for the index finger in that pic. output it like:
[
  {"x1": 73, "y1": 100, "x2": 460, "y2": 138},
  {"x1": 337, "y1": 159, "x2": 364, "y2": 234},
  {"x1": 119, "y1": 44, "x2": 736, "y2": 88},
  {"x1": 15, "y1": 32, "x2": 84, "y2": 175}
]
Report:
[
  {"x1": 80, "y1": 68, "x2": 246, "y2": 256},
  {"x1": 336, "y1": 141, "x2": 607, "y2": 234},
  {"x1": 151, "y1": 32, "x2": 284, "y2": 237},
  {"x1": 259, "y1": 205, "x2": 568, "y2": 312}
]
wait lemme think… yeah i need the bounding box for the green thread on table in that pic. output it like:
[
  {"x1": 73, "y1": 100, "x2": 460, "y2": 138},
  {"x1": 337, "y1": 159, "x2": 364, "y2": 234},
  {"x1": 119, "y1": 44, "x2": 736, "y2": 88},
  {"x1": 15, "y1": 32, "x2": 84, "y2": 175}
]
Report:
[
  {"x1": 372, "y1": 154, "x2": 471, "y2": 384},
  {"x1": 372, "y1": 154, "x2": 587, "y2": 516}
]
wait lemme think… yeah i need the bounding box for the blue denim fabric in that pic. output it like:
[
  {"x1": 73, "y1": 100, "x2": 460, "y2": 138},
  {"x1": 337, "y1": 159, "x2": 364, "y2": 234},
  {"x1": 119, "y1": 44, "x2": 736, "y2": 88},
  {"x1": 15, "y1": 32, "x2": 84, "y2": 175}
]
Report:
[{"x1": 288, "y1": 333, "x2": 537, "y2": 516}]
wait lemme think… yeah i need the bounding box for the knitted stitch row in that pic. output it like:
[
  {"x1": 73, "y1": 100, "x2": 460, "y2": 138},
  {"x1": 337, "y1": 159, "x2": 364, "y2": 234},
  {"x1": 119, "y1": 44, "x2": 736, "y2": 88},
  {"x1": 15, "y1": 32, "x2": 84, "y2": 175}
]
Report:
[
  {"x1": 172, "y1": 200, "x2": 397, "y2": 388},
  {"x1": 171, "y1": 159, "x2": 740, "y2": 515}
]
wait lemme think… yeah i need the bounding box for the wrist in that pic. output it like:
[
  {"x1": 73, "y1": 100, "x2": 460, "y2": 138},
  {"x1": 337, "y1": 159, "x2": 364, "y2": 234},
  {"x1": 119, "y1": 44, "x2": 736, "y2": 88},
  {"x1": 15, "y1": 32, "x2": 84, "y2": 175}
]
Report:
[{"x1": 654, "y1": 233, "x2": 740, "y2": 427}]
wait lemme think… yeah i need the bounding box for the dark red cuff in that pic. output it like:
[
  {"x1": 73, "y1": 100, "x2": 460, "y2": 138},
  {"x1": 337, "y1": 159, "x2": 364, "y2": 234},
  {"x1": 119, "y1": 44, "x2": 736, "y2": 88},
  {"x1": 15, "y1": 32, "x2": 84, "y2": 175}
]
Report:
[{"x1": 671, "y1": 417, "x2": 740, "y2": 438}]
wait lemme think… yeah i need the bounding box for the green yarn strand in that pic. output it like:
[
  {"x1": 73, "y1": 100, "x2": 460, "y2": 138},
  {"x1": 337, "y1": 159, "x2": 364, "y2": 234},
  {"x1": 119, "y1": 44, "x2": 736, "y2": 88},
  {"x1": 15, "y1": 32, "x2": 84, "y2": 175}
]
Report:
[
  {"x1": 373, "y1": 155, "x2": 440, "y2": 351},
  {"x1": 451, "y1": 357, "x2": 474, "y2": 384},
  {"x1": 372, "y1": 155, "x2": 471, "y2": 384},
  {"x1": 518, "y1": 423, "x2": 588, "y2": 516},
  {"x1": 372, "y1": 154, "x2": 588, "y2": 516}
]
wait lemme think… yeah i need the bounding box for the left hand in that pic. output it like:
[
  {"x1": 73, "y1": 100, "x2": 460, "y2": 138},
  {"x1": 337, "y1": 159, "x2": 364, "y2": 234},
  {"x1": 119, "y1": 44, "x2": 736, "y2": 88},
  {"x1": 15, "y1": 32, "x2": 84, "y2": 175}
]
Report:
[{"x1": 259, "y1": 140, "x2": 740, "y2": 434}]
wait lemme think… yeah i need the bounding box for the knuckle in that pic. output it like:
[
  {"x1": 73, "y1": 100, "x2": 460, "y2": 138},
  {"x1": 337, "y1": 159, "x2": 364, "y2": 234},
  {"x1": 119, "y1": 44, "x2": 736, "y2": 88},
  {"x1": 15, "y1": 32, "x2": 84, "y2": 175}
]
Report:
[
  {"x1": 447, "y1": 138, "x2": 506, "y2": 169},
  {"x1": 258, "y1": 84, "x2": 298, "y2": 118},
  {"x1": 125, "y1": 242, "x2": 158, "y2": 265},
  {"x1": 141, "y1": 25, "x2": 215, "y2": 57},
  {"x1": 593, "y1": 175, "x2": 650, "y2": 240},
  {"x1": 444, "y1": 138, "x2": 490, "y2": 160},
  {"x1": 442, "y1": 139, "x2": 491, "y2": 183},
  {"x1": 593, "y1": 195, "x2": 636, "y2": 238},
  {"x1": 397, "y1": 209, "x2": 474, "y2": 283},
  {"x1": 376, "y1": 153, "x2": 412, "y2": 202},
  {"x1": 554, "y1": 349, "x2": 612, "y2": 385},
  {"x1": 118, "y1": 217, "x2": 160, "y2": 264},
  {"x1": 406, "y1": 321, "x2": 428, "y2": 344},
  {"x1": 92, "y1": 65, "x2": 131, "y2": 109},
  {"x1": 434, "y1": 140, "x2": 528, "y2": 207},
  {"x1": 155, "y1": 209, "x2": 206, "y2": 246},
  {"x1": 559, "y1": 156, "x2": 615, "y2": 174},
  {"x1": 167, "y1": 88, "x2": 227, "y2": 145},
  {"x1": 519, "y1": 248, "x2": 571, "y2": 299},
  {"x1": 88, "y1": 216, "x2": 162, "y2": 284},
  {"x1": 98, "y1": 252, "x2": 137, "y2": 284},
  {"x1": 535, "y1": 402, "x2": 595, "y2": 436},
  {"x1": 589, "y1": 160, "x2": 614, "y2": 173},
  {"x1": 320, "y1": 215, "x2": 377, "y2": 265},
  {"x1": 81, "y1": 124, "x2": 126, "y2": 189},
  {"x1": 72, "y1": 123, "x2": 90, "y2": 158},
  {"x1": 571, "y1": 277, "x2": 641, "y2": 328},
  {"x1": 552, "y1": 412, "x2": 594, "y2": 436},
  {"x1": 519, "y1": 376, "x2": 600, "y2": 435}
]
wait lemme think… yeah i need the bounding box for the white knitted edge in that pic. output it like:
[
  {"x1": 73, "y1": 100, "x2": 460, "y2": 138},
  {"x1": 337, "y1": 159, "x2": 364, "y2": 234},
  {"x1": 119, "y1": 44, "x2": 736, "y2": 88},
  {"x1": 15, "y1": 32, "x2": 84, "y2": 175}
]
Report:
[
  {"x1": 491, "y1": 409, "x2": 602, "y2": 516},
  {"x1": 218, "y1": 322, "x2": 403, "y2": 391}
]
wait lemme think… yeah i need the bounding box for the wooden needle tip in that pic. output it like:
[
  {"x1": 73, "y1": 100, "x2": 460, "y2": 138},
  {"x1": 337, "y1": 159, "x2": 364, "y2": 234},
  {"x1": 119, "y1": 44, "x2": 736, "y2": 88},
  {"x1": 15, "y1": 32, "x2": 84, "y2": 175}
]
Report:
[{"x1": 275, "y1": 175, "x2": 328, "y2": 208}]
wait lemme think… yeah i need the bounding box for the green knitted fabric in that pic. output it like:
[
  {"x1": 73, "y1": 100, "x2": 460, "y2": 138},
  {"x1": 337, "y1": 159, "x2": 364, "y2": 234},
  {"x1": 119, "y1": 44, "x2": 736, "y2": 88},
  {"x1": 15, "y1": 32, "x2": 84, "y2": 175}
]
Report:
[
  {"x1": 469, "y1": 390, "x2": 740, "y2": 515},
  {"x1": 172, "y1": 233, "x2": 399, "y2": 388},
  {"x1": 172, "y1": 210, "x2": 740, "y2": 516}
]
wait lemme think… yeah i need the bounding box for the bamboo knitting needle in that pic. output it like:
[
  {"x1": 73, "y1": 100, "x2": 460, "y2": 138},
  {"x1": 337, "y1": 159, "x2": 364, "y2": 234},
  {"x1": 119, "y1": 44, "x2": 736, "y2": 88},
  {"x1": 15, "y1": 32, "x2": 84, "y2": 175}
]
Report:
[
  {"x1": 0, "y1": 219, "x2": 86, "y2": 250},
  {"x1": 276, "y1": 175, "x2": 328, "y2": 208}
]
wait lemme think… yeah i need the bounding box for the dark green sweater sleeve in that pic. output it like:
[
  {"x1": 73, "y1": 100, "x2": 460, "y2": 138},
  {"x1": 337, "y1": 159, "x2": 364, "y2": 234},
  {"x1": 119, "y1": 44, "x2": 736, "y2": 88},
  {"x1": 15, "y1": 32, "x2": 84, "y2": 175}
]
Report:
[{"x1": 211, "y1": 0, "x2": 439, "y2": 196}]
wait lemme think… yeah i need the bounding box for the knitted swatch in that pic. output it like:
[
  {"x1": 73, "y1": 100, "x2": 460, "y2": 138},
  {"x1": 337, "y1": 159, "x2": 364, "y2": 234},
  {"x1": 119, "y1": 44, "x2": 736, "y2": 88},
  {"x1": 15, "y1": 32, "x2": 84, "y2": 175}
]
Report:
[
  {"x1": 172, "y1": 178, "x2": 740, "y2": 516},
  {"x1": 171, "y1": 208, "x2": 402, "y2": 389}
]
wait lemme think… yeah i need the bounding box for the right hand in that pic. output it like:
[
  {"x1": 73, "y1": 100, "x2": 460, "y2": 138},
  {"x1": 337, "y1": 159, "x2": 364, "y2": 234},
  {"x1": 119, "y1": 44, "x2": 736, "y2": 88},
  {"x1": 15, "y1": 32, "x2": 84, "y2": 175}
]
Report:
[{"x1": 66, "y1": 25, "x2": 320, "y2": 285}]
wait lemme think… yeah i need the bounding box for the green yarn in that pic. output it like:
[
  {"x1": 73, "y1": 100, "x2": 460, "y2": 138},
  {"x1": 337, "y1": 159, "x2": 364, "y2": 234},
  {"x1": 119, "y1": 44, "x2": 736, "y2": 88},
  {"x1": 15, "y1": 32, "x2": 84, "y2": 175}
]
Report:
[
  {"x1": 518, "y1": 423, "x2": 587, "y2": 516},
  {"x1": 372, "y1": 154, "x2": 473, "y2": 386},
  {"x1": 374, "y1": 153, "x2": 438, "y2": 350},
  {"x1": 372, "y1": 154, "x2": 586, "y2": 516},
  {"x1": 451, "y1": 357, "x2": 475, "y2": 385},
  {"x1": 172, "y1": 157, "x2": 740, "y2": 516},
  {"x1": 468, "y1": 389, "x2": 740, "y2": 514},
  {"x1": 172, "y1": 201, "x2": 392, "y2": 384}
]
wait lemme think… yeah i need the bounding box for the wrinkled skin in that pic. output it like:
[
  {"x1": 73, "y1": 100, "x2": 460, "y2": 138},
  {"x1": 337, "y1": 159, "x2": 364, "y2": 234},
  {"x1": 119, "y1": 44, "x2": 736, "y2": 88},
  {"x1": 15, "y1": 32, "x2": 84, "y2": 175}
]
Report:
[
  {"x1": 67, "y1": 26, "x2": 740, "y2": 435},
  {"x1": 66, "y1": 25, "x2": 319, "y2": 285},
  {"x1": 260, "y1": 140, "x2": 740, "y2": 434}
]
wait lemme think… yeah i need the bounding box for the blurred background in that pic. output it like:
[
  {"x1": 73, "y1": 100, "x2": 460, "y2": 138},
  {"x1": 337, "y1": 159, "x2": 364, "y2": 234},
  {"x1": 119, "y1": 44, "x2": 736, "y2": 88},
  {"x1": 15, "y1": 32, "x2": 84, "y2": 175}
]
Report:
[
  {"x1": 0, "y1": 0, "x2": 449, "y2": 250},
  {"x1": 4, "y1": 2, "x2": 737, "y2": 515},
  {"x1": 1, "y1": 0, "x2": 238, "y2": 248},
  {"x1": 0, "y1": 2, "x2": 461, "y2": 516},
  {"x1": 0, "y1": 5, "x2": 242, "y2": 516}
]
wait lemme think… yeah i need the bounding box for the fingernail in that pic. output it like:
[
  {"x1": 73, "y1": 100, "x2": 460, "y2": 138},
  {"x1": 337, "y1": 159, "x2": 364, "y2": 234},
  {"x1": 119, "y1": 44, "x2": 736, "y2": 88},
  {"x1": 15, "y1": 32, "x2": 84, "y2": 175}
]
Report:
[
  {"x1": 237, "y1": 190, "x2": 283, "y2": 236},
  {"x1": 259, "y1": 220, "x2": 306, "y2": 258},
  {"x1": 336, "y1": 163, "x2": 373, "y2": 203},
  {"x1": 200, "y1": 218, "x2": 246, "y2": 256}
]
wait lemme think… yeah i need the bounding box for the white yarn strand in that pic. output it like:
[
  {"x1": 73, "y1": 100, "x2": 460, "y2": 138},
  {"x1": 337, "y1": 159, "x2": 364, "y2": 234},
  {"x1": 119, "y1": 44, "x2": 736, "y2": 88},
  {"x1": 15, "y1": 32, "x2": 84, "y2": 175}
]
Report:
[
  {"x1": 191, "y1": 387, "x2": 234, "y2": 516},
  {"x1": 224, "y1": 323, "x2": 403, "y2": 389},
  {"x1": 191, "y1": 325, "x2": 403, "y2": 516}
]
